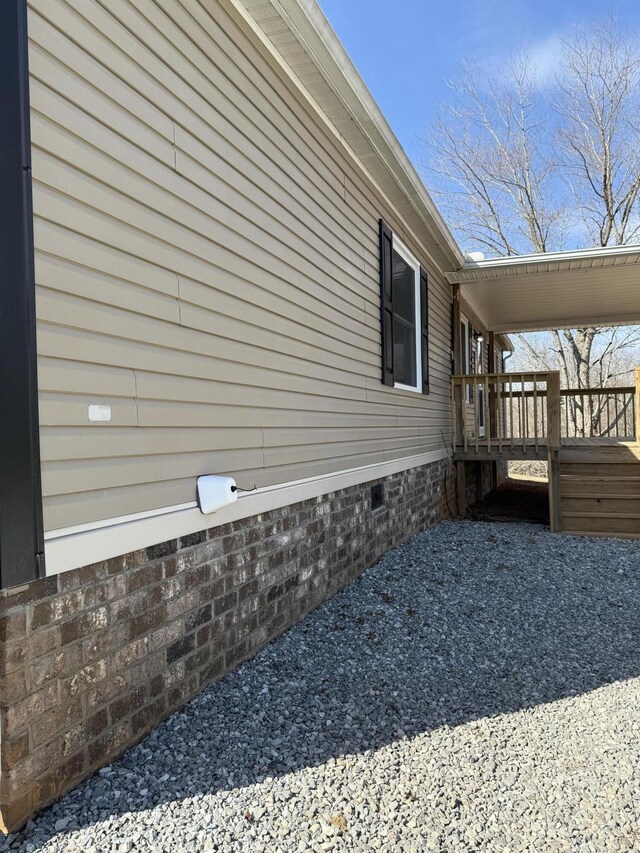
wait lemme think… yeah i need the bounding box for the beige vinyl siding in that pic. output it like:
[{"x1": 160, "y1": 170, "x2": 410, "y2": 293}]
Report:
[{"x1": 29, "y1": 0, "x2": 453, "y2": 532}]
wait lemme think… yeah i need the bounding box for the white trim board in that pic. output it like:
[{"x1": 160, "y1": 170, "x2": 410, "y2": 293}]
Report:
[
  {"x1": 44, "y1": 449, "x2": 450, "y2": 576},
  {"x1": 391, "y1": 234, "x2": 422, "y2": 395}
]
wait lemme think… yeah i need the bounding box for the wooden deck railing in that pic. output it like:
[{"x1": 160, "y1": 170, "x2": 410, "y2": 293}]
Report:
[
  {"x1": 560, "y1": 386, "x2": 636, "y2": 439},
  {"x1": 451, "y1": 371, "x2": 560, "y2": 454},
  {"x1": 637, "y1": 368, "x2": 640, "y2": 440},
  {"x1": 452, "y1": 368, "x2": 640, "y2": 453}
]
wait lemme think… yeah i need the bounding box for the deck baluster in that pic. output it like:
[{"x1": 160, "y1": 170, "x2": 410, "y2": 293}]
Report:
[
  {"x1": 462, "y1": 379, "x2": 468, "y2": 453},
  {"x1": 485, "y1": 376, "x2": 491, "y2": 452},
  {"x1": 497, "y1": 377, "x2": 503, "y2": 453},
  {"x1": 474, "y1": 378, "x2": 479, "y2": 453},
  {"x1": 509, "y1": 379, "x2": 514, "y2": 452},
  {"x1": 520, "y1": 373, "x2": 529, "y2": 453}
]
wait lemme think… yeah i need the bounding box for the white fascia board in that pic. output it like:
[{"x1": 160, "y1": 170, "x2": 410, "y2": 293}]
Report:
[
  {"x1": 490, "y1": 312, "x2": 640, "y2": 334},
  {"x1": 44, "y1": 449, "x2": 449, "y2": 576},
  {"x1": 447, "y1": 243, "x2": 640, "y2": 281}
]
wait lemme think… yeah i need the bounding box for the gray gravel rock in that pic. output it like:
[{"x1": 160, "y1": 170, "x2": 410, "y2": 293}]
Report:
[{"x1": 4, "y1": 521, "x2": 640, "y2": 852}]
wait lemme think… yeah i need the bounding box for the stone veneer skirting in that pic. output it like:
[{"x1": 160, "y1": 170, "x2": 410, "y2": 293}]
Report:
[{"x1": 0, "y1": 458, "x2": 454, "y2": 832}]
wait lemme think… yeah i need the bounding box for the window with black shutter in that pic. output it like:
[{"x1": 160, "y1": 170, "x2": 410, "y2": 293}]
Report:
[{"x1": 379, "y1": 220, "x2": 429, "y2": 394}]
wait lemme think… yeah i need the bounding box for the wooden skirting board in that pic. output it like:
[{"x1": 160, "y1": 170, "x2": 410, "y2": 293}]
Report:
[
  {"x1": 453, "y1": 438, "x2": 640, "y2": 539},
  {"x1": 556, "y1": 444, "x2": 640, "y2": 540}
]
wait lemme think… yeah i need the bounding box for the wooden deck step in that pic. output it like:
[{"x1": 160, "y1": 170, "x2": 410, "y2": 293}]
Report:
[
  {"x1": 558, "y1": 463, "x2": 640, "y2": 478},
  {"x1": 559, "y1": 444, "x2": 640, "y2": 464},
  {"x1": 562, "y1": 496, "x2": 640, "y2": 515},
  {"x1": 561, "y1": 514, "x2": 640, "y2": 536},
  {"x1": 560, "y1": 477, "x2": 640, "y2": 497}
]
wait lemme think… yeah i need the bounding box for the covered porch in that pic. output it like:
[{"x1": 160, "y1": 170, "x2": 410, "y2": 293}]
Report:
[{"x1": 446, "y1": 245, "x2": 640, "y2": 539}]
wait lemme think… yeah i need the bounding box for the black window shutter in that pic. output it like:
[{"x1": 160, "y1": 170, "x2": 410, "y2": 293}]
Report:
[
  {"x1": 379, "y1": 219, "x2": 394, "y2": 386},
  {"x1": 420, "y1": 265, "x2": 430, "y2": 394}
]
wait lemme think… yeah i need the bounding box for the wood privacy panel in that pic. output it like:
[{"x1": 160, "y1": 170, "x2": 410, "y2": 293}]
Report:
[{"x1": 28, "y1": 0, "x2": 453, "y2": 531}]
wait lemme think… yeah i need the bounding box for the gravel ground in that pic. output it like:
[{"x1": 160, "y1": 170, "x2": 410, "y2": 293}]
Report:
[
  {"x1": 5, "y1": 520, "x2": 640, "y2": 853},
  {"x1": 507, "y1": 461, "x2": 548, "y2": 480}
]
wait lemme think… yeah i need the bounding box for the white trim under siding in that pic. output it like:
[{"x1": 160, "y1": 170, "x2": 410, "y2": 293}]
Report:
[{"x1": 44, "y1": 449, "x2": 450, "y2": 575}]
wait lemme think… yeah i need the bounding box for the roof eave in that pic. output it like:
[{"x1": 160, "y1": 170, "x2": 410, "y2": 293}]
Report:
[
  {"x1": 446, "y1": 244, "x2": 640, "y2": 283},
  {"x1": 230, "y1": 0, "x2": 464, "y2": 272}
]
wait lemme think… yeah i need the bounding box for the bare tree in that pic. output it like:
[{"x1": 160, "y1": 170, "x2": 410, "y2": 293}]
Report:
[
  {"x1": 427, "y1": 55, "x2": 566, "y2": 256},
  {"x1": 556, "y1": 17, "x2": 640, "y2": 247},
  {"x1": 423, "y1": 16, "x2": 640, "y2": 428}
]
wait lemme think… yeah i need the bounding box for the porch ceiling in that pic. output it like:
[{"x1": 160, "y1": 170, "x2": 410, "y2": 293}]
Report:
[{"x1": 446, "y1": 245, "x2": 640, "y2": 333}]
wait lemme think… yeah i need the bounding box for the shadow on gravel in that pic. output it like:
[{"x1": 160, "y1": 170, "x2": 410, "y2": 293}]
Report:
[{"x1": 10, "y1": 521, "x2": 640, "y2": 849}]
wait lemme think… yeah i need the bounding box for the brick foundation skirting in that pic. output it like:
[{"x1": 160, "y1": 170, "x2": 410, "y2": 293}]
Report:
[
  {"x1": 465, "y1": 460, "x2": 487, "y2": 508},
  {"x1": 464, "y1": 460, "x2": 502, "y2": 510},
  {"x1": 0, "y1": 458, "x2": 454, "y2": 832}
]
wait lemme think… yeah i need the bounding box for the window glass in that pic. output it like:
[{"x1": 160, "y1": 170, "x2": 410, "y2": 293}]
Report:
[
  {"x1": 393, "y1": 252, "x2": 415, "y2": 322},
  {"x1": 392, "y1": 248, "x2": 417, "y2": 387},
  {"x1": 393, "y1": 317, "x2": 417, "y2": 387}
]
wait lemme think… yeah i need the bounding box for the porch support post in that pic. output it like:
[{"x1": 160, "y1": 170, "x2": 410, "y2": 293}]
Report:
[
  {"x1": 451, "y1": 285, "x2": 466, "y2": 515},
  {"x1": 456, "y1": 462, "x2": 467, "y2": 517},
  {"x1": 452, "y1": 284, "x2": 462, "y2": 374},
  {"x1": 487, "y1": 332, "x2": 498, "y2": 438},
  {"x1": 0, "y1": 0, "x2": 44, "y2": 587},
  {"x1": 451, "y1": 286, "x2": 464, "y2": 451},
  {"x1": 487, "y1": 331, "x2": 495, "y2": 371},
  {"x1": 546, "y1": 372, "x2": 561, "y2": 449},
  {"x1": 547, "y1": 450, "x2": 562, "y2": 533}
]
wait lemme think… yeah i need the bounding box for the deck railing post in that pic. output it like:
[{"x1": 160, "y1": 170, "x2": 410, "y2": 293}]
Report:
[
  {"x1": 546, "y1": 371, "x2": 562, "y2": 533},
  {"x1": 547, "y1": 372, "x2": 561, "y2": 449},
  {"x1": 452, "y1": 379, "x2": 462, "y2": 448},
  {"x1": 548, "y1": 448, "x2": 562, "y2": 533},
  {"x1": 634, "y1": 367, "x2": 640, "y2": 442}
]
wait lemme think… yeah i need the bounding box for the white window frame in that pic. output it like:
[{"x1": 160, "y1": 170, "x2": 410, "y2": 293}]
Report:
[{"x1": 391, "y1": 235, "x2": 422, "y2": 394}]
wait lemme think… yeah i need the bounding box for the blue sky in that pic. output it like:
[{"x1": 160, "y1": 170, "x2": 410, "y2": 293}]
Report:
[{"x1": 317, "y1": 0, "x2": 640, "y2": 165}]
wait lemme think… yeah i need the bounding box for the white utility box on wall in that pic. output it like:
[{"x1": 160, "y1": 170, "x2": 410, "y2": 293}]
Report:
[{"x1": 196, "y1": 475, "x2": 238, "y2": 514}]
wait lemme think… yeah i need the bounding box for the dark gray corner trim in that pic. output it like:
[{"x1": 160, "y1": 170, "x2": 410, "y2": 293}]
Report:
[{"x1": 0, "y1": 0, "x2": 44, "y2": 588}]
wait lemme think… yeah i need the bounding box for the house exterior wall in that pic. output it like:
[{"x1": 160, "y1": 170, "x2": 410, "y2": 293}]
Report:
[
  {"x1": 0, "y1": 0, "x2": 466, "y2": 832},
  {"x1": 0, "y1": 458, "x2": 454, "y2": 832},
  {"x1": 29, "y1": 0, "x2": 454, "y2": 553}
]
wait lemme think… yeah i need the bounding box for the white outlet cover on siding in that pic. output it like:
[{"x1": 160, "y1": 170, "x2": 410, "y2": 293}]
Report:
[
  {"x1": 197, "y1": 475, "x2": 238, "y2": 514},
  {"x1": 88, "y1": 405, "x2": 112, "y2": 422}
]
